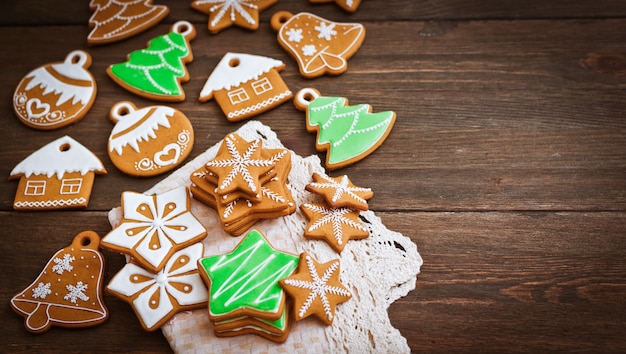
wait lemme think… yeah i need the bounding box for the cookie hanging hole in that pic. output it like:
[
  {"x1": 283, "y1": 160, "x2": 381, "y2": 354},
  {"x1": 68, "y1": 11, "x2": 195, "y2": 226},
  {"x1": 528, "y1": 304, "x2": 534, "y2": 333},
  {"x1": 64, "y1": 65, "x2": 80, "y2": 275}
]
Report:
[
  {"x1": 66, "y1": 50, "x2": 91, "y2": 68},
  {"x1": 271, "y1": 11, "x2": 293, "y2": 32},
  {"x1": 294, "y1": 88, "x2": 320, "y2": 111},
  {"x1": 110, "y1": 101, "x2": 136, "y2": 123},
  {"x1": 59, "y1": 143, "x2": 71, "y2": 152},
  {"x1": 172, "y1": 21, "x2": 195, "y2": 40},
  {"x1": 228, "y1": 58, "x2": 240, "y2": 68},
  {"x1": 81, "y1": 236, "x2": 92, "y2": 246}
]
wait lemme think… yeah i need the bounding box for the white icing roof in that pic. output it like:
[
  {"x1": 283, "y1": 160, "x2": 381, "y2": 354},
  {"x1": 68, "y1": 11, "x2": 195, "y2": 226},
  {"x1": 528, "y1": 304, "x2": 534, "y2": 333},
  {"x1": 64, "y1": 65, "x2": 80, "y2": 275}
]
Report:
[
  {"x1": 10, "y1": 136, "x2": 106, "y2": 179},
  {"x1": 199, "y1": 52, "x2": 285, "y2": 100},
  {"x1": 109, "y1": 105, "x2": 174, "y2": 155}
]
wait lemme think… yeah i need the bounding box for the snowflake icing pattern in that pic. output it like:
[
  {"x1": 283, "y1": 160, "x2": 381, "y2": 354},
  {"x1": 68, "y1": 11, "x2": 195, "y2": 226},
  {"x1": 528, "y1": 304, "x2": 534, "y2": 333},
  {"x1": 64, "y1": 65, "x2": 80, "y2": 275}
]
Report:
[
  {"x1": 52, "y1": 253, "x2": 75, "y2": 275},
  {"x1": 65, "y1": 281, "x2": 89, "y2": 304},
  {"x1": 302, "y1": 44, "x2": 317, "y2": 57},
  {"x1": 315, "y1": 22, "x2": 337, "y2": 41},
  {"x1": 286, "y1": 28, "x2": 303, "y2": 42},
  {"x1": 32, "y1": 282, "x2": 52, "y2": 299}
]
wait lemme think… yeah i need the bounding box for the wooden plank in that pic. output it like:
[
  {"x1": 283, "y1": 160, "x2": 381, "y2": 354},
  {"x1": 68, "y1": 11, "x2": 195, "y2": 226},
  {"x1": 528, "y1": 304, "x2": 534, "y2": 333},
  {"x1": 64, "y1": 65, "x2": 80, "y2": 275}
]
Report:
[
  {"x1": 382, "y1": 211, "x2": 626, "y2": 353},
  {"x1": 3, "y1": 0, "x2": 626, "y2": 26},
  {"x1": 1, "y1": 20, "x2": 625, "y2": 211}
]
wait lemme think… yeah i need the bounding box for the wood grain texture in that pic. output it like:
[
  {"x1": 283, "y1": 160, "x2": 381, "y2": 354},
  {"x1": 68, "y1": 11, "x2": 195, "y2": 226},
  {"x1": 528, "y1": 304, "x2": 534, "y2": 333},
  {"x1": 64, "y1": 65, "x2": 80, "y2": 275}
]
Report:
[{"x1": 0, "y1": 0, "x2": 625, "y2": 352}]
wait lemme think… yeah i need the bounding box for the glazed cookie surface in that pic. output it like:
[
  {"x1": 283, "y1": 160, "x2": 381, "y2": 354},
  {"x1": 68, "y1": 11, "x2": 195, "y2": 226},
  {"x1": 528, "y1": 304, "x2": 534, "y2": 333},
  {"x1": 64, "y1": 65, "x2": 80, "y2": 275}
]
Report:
[
  {"x1": 108, "y1": 101, "x2": 194, "y2": 177},
  {"x1": 13, "y1": 50, "x2": 96, "y2": 130}
]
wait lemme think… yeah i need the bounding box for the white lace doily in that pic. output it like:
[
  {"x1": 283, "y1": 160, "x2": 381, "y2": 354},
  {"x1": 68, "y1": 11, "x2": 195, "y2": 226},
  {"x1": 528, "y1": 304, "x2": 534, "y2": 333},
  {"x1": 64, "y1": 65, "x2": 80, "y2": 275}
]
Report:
[{"x1": 108, "y1": 121, "x2": 423, "y2": 353}]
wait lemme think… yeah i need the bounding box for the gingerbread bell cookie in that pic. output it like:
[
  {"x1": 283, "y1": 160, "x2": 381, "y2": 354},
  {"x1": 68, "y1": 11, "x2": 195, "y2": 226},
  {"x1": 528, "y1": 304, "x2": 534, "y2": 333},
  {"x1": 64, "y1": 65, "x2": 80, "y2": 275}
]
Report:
[
  {"x1": 295, "y1": 88, "x2": 396, "y2": 170},
  {"x1": 197, "y1": 229, "x2": 298, "y2": 342},
  {"x1": 191, "y1": 0, "x2": 277, "y2": 34},
  {"x1": 9, "y1": 136, "x2": 107, "y2": 211},
  {"x1": 11, "y1": 231, "x2": 108, "y2": 333},
  {"x1": 271, "y1": 11, "x2": 365, "y2": 78},
  {"x1": 87, "y1": 0, "x2": 169, "y2": 45},
  {"x1": 199, "y1": 52, "x2": 292, "y2": 122},
  {"x1": 101, "y1": 186, "x2": 207, "y2": 273},
  {"x1": 310, "y1": 0, "x2": 362, "y2": 13},
  {"x1": 280, "y1": 253, "x2": 351, "y2": 325},
  {"x1": 107, "y1": 243, "x2": 208, "y2": 331},
  {"x1": 13, "y1": 50, "x2": 96, "y2": 130},
  {"x1": 107, "y1": 20, "x2": 196, "y2": 102},
  {"x1": 108, "y1": 101, "x2": 194, "y2": 177}
]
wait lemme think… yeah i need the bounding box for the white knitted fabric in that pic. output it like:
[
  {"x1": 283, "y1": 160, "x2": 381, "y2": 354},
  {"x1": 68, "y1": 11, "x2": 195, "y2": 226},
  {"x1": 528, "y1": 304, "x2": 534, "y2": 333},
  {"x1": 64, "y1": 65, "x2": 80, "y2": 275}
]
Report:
[{"x1": 108, "y1": 121, "x2": 423, "y2": 353}]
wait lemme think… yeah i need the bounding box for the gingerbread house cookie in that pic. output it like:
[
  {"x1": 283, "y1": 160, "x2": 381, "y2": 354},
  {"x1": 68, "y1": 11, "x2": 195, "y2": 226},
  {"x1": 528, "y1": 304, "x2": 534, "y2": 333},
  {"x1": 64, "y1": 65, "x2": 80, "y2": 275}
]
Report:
[
  {"x1": 9, "y1": 136, "x2": 107, "y2": 210},
  {"x1": 199, "y1": 53, "x2": 292, "y2": 122}
]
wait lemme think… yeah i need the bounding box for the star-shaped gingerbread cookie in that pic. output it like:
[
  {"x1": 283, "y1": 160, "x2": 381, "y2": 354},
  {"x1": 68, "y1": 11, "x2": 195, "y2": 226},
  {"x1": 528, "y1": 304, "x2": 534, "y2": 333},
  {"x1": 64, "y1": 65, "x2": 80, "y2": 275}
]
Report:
[
  {"x1": 306, "y1": 173, "x2": 373, "y2": 211},
  {"x1": 280, "y1": 253, "x2": 351, "y2": 325},
  {"x1": 191, "y1": 0, "x2": 277, "y2": 34},
  {"x1": 300, "y1": 203, "x2": 369, "y2": 253}
]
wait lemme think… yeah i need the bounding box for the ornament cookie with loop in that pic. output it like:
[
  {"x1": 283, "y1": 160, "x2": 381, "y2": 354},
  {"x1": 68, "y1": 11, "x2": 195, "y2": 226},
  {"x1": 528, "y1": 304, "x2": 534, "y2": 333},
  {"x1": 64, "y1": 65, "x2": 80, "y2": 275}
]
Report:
[
  {"x1": 13, "y1": 50, "x2": 97, "y2": 130},
  {"x1": 107, "y1": 20, "x2": 196, "y2": 102},
  {"x1": 272, "y1": 11, "x2": 366, "y2": 78},
  {"x1": 107, "y1": 101, "x2": 194, "y2": 177},
  {"x1": 294, "y1": 88, "x2": 396, "y2": 170}
]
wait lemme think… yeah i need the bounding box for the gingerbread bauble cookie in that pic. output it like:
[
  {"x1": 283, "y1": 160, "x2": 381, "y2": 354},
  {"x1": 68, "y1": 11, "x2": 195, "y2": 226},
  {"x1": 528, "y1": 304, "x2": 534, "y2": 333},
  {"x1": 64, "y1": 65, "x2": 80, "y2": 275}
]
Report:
[
  {"x1": 13, "y1": 50, "x2": 96, "y2": 130},
  {"x1": 10, "y1": 231, "x2": 108, "y2": 333},
  {"x1": 108, "y1": 101, "x2": 194, "y2": 177}
]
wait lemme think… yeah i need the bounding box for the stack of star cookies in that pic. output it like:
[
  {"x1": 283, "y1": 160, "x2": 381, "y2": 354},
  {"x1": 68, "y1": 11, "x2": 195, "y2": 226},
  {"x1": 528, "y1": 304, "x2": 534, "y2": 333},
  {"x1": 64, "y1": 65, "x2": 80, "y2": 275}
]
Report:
[
  {"x1": 197, "y1": 230, "x2": 299, "y2": 342},
  {"x1": 301, "y1": 173, "x2": 372, "y2": 252},
  {"x1": 190, "y1": 133, "x2": 296, "y2": 236}
]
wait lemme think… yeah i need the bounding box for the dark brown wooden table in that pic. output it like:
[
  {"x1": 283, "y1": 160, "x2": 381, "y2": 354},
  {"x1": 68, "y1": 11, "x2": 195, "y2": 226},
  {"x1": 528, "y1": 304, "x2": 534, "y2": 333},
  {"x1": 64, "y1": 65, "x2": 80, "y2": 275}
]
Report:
[{"x1": 1, "y1": 1, "x2": 625, "y2": 352}]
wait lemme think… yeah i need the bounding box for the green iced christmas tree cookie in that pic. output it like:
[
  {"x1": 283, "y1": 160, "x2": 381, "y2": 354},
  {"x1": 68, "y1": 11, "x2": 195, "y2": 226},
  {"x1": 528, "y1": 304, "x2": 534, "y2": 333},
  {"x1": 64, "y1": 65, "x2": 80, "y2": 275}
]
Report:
[
  {"x1": 294, "y1": 88, "x2": 396, "y2": 170},
  {"x1": 107, "y1": 21, "x2": 195, "y2": 102}
]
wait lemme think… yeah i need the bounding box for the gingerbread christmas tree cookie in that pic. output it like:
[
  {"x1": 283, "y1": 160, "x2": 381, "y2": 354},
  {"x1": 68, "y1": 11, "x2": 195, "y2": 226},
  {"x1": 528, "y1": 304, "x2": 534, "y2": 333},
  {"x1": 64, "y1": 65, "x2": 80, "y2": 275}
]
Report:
[
  {"x1": 280, "y1": 253, "x2": 351, "y2": 325},
  {"x1": 107, "y1": 243, "x2": 208, "y2": 331},
  {"x1": 107, "y1": 21, "x2": 196, "y2": 102},
  {"x1": 87, "y1": 0, "x2": 169, "y2": 45},
  {"x1": 191, "y1": 0, "x2": 277, "y2": 34},
  {"x1": 271, "y1": 11, "x2": 365, "y2": 78},
  {"x1": 295, "y1": 88, "x2": 396, "y2": 170},
  {"x1": 13, "y1": 50, "x2": 96, "y2": 130},
  {"x1": 9, "y1": 136, "x2": 107, "y2": 211},
  {"x1": 10, "y1": 231, "x2": 108, "y2": 333}
]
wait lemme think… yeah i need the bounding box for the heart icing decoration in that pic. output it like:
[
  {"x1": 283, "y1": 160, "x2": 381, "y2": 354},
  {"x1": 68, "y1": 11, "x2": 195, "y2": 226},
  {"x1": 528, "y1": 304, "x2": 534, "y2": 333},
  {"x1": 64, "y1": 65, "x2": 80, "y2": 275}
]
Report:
[
  {"x1": 26, "y1": 98, "x2": 51, "y2": 119},
  {"x1": 154, "y1": 143, "x2": 181, "y2": 167}
]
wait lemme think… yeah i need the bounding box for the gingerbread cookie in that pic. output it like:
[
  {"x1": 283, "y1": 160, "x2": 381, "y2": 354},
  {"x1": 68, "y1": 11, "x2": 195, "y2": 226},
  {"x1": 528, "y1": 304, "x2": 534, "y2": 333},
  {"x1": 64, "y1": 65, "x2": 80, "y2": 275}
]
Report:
[
  {"x1": 197, "y1": 229, "x2": 298, "y2": 321},
  {"x1": 294, "y1": 88, "x2": 396, "y2": 170},
  {"x1": 88, "y1": 0, "x2": 169, "y2": 45},
  {"x1": 11, "y1": 231, "x2": 108, "y2": 333},
  {"x1": 271, "y1": 11, "x2": 365, "y2": 78},
  {"x1": 191, "y1": 0, "x2": 277, "y2": 34},
  {"x1": 199, "y1": 52, "x2": 292, "y2": 122},
  {"x1": 306, "y1": 173, "x2": 372, "y2": 211},
  {"x1": 300, "y1": 202, "x2": 369, "y2": 253},
  {"x1": 107, "y1": 243, "x2": 208, "y2": 331},
  {"x1": 280, "y1": 253, "x2": 351, "y2": 325},
  {"x1": 107, "y1": 21, "x2": 196, "y2": 102},
  {"x1": 101, "y1": 186, "x2": 206, "y2": 273},
  {"x1": 13, "y1": 50, "x2": 96, "y2": 130},
  {"x1": 108, "y1": 101, "x2": 194, "y2": 177},
  {"x1": 310, "y1": 0, "x2": 362, "y2": 13},
  {"x1": 9, "y1": 136, "x2": 107, "y2": 211}
]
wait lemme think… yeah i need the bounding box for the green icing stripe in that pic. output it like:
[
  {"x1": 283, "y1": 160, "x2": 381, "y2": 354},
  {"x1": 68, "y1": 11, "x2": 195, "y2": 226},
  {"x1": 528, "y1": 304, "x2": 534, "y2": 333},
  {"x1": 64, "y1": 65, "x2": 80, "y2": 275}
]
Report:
[{"x1": 198, "y1": 230, "x2": 298, "y2": 317}]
